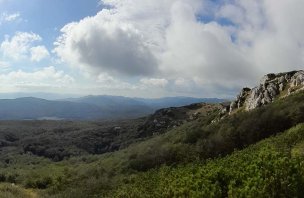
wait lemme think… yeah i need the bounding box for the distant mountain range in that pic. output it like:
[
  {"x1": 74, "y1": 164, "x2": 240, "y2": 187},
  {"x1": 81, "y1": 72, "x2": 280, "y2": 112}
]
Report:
[{"x1": 0, "y1": 95, "x2": 226, "y2": 120}]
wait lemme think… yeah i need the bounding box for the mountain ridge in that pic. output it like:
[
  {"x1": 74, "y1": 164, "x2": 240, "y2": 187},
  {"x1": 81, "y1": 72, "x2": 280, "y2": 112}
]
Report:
[
  {"x1": 0, "y1": 96, "x2": 225, "y2": 120},
  {"x1": 1, "y1": 70, "x2": 304, "y2": 197}
]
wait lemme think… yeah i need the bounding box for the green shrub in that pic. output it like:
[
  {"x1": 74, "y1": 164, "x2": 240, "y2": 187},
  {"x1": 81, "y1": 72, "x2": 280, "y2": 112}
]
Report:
[
  {"x1": 111, "y1": 124, "x2": 304, "y2": 198},
  {"x1": 25, "y1": 176, "x2": 53, "y2": 189}
]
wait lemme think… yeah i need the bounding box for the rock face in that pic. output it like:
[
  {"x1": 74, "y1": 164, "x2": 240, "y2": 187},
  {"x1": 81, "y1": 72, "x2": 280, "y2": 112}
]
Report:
[
  {"x1": 137, "y1": 103, "x2": 224, "y2": 137},
  {"x1": 230, "y1": 70, "x2": 304, "y2": 114}
]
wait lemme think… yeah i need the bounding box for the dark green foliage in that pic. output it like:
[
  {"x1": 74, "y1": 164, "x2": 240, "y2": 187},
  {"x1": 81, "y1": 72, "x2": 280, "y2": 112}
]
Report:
[
  {"x1": 0, "y1": 92, "x2": 304, "y2": 197},
  {"x1": 25, "y1": 176, "x2": 53, "y2": 189},
  {"x1": 6, "y1": 174, "x2": 18, "y2": 183},
  {"x1": 0, "y1": 173, "x2": 6, "y2": 182},
  {"x1": 128, "y1": 92, "x2": 304, "y2": 169},
  {"x1": 197, "y1": 92, "x2": 304, "y2": 157},
  {"x1": 128, "y1": 143, "x2": 196, "y2": 171},
  {"x1": 0, "y1": 102, "x2": 220, "y2": 164},
  {"x1": 112, "y1": 124, "x2": 304, "y2": 198},
  {"x1": 0, "y1": 118, "x2": 145, "y2": 161}
]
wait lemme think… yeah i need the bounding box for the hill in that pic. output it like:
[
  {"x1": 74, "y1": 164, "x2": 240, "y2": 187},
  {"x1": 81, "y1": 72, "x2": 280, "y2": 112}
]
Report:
[
  {"x1": 0, "y1": 102, "x2": 223, "y2": 162},
  {"x1": 0, "y1": 96, "x2": 224, "y2": 120},
  {"x1": 65, "y1": 95, "x2": 225, "y2": 118},
  {"x1": 133, "y1": 96, "x2": 224, "y2": 109},
  {"x1": 112, "y1": 123, "x2": 304, "y2": 197},
  {"x1": 0, "y1": 97, "x2": 105, "y2": 120},
  {"x1": 0, "y1": 71, "x2": 303, "y2": 197}
]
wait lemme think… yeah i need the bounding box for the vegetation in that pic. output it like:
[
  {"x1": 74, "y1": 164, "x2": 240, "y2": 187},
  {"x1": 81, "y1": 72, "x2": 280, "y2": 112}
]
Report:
[
  {"x1": 123, "y1": 91, "x2": 304, "y2": 171},
  {"x1": 0, "y1": 118, "x2": 145, "y2": 162},
  {"x1": 0, "y1": 183, "x2": 37, "y2": 198},
  {"x1": 113, "y1": 124, "x2": 304, "y2": 197},
  {"x1": 1, "y1": 92, "x2": 304, "y2": 197}
]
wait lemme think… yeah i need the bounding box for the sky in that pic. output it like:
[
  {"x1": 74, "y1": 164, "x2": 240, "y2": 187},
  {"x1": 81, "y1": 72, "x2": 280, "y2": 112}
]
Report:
[{"x1": 0, "y1": 0, "x2": 303, "y2": 99}]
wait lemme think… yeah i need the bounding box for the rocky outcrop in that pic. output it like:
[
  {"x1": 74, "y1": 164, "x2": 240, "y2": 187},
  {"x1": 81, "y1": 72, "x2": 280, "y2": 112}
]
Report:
[
  {"x1": 230, "y1": 70, "x2": 304, "y2": 114},
  {"x1": 229, "y1": 88, "x2": 251, "y2": 112},
  {"x1": 137, "y1": 103, "x2": 224, "y2": 137}
]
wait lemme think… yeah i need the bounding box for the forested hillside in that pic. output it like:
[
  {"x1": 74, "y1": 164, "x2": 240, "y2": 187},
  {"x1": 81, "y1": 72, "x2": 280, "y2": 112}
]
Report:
[{"x1": 0, "y1": 88, "x2": 304, "y2": 197}]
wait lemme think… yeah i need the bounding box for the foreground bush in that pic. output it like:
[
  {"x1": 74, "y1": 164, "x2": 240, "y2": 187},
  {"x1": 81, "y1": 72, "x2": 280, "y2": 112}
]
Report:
[{"x1": 113, "y1": 124, "x2": 304, "y2": 198}]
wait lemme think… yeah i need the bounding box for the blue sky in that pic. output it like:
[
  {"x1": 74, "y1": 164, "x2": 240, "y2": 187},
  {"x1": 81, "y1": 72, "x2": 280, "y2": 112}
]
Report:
[
  {"x1": 0, "y1": 0, "x2": 100, "y2": 70},
  {"x1": 0, "y1": 0, "x2": 303, "y2": 98},
  {"x1": 0, "y1": 0, "x2": 100, "y2": 39}
]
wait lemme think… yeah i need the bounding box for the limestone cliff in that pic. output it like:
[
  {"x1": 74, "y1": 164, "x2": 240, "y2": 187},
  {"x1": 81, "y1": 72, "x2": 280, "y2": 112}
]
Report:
[{"x1": 230, "y1": 70, "x2": 304, "y2": 114}]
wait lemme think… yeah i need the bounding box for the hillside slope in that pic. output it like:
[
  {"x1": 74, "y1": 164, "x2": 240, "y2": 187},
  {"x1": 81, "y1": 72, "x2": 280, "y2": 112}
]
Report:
[
  {"x1": 0, "y1": 88, "x2": 303, "y2": 197},
  {"x1": 0, "y1": 71, "x2": 304, "y2": 197},
  {"x1": 0, "y1": 102, "x2": 222, "y2": 161},
  {"x1": 112, "y1": 124, "x2": 304, "y2": 197}
]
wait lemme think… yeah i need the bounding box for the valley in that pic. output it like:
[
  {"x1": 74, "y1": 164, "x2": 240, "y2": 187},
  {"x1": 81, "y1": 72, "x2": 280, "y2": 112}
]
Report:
[{"x1": 1, "y1": 71, "x2": 304, "y2": 197}]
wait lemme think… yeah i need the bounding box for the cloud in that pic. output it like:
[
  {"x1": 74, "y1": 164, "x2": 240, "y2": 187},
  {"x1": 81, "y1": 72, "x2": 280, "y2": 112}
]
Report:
[
  {"x1": 0, "y1": 60, "x2": 9, "y2": 68},
  {"x1": 217, "y1": 0, "x2": 304, "y2": 74},
  {"x1": 96, "y1": 73, "x2": 137, "y2": 89},
  {"x1": 1, "y1": 32, "x2": 41, "y2": 60},
  {"x1": 52, "y1": 0, "x2": 304, "y2": 97},
  {"x1": 54, "y1": 10, "x2": 158, "y2": 77},
  {"x1": 30, "y1": 46, "x2": 50, "y2": 62},
  {"x1": 160, "y1": 2, "x2": 257, "y2": 85},
  {"x1": 0, "y1": 66, "x2": 75, "y2": 92},
  {"x1": 54, "y1": 1, "x2": 255, "y2": 90},
  {"x1": 0, "y1": 12, "x2": 21, "y2": 23},
  {"x1": 140, "y1": 78, "x2": 168, "y2": 88},
  {"x1": 0, "y1": 32, "x2": 49, "y2": 62},
  {"x1": 0, "y1": 12, "x2": 22, "y2": 26}
]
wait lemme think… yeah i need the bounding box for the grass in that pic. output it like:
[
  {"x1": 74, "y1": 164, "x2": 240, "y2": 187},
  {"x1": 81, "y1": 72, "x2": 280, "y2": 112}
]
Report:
[{"x1": 0, "y1": 183, "x2": 38, "y2": 198}]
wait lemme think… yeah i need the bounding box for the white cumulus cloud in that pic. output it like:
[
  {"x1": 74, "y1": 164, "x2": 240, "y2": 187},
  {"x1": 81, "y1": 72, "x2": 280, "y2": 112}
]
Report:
[
  {"x1": 0, "y1": 66, "x2": 75, "y2": 92},
  {"x1": 52, "y1": 0, "x2": 304, "y2": 97},
  {"x1": 30, "y1": 45, "x2": 50, "y2": 62},
  {"x1": 54, "y1": 11, "x2": 157, "y2": 77},
  {"x1": 0, "y1": 32, "x2": 49, "y2": 62}
]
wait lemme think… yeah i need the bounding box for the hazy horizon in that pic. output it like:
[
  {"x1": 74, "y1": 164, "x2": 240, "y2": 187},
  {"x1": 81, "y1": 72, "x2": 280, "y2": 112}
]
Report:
[{"x1": 0, "y1": 91, "x2": 229, "y2": 100}]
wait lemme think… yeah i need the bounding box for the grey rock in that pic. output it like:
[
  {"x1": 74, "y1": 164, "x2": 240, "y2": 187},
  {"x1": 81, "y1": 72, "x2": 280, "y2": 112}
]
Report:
[
  {"x1": 260, "y1": 73, "x2": 276, "y2": 85},
  {"x1": 278, "y1": 76, "x2": 285, "y2": 84},
  {"x1": 229, "y1": 101, "x2": 237, "y2": 113},
  {"x1": 229, "y1": 70, "x2": 304, "y2": 113},
  {"x1": 290, "y1": 71, "x2": 304, "y2": 87},
  {"x1": 229, "y1": 88, "x2": 251, "y2": 113},
  {"x1": 279, "y1": 83, "x2": 284, "y2": 91}
]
